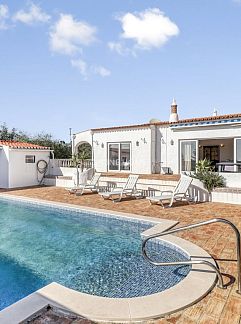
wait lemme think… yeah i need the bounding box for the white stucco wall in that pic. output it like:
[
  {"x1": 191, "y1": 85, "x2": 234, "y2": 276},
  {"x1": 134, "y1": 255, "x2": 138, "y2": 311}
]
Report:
[
  {"x1": 74, "y1": 122, "x2": 241, "y2": 175},
  {"x1": 74, "y1": 127, "x2": 153, "y2": 174},
  {"x1": 0, "y1": 146, "x2": 9, "y2": 188},
  {"x1": 159, "y1": 124, "x2": 241, "y2": 174},
  {"x1": 8, "y1": 149, "x2": 50, "y2": 188}
]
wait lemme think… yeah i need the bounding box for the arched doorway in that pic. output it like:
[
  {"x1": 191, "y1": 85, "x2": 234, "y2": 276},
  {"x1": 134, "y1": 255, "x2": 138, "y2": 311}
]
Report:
[{"x1": 76, "y1": 142, "x2": 93, "y2": 170}]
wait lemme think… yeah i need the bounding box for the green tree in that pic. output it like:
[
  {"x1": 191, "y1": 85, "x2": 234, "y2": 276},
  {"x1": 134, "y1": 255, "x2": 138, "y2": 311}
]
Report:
[
  {"x1": 0, "y1": 123, "x2": 19, "y2": 140},
  {"x1": 78, "y1": 143, "x2": 92, "y2": 159},
  {"x1": 30, "y1": 133, "x2": 72, "y2": 159},
  {"x1": 0, "y1": 124, "x2": 72, "y2": 159},
  {"x1": 72, "y1": 144, "x2": 92, "y2": 171}
]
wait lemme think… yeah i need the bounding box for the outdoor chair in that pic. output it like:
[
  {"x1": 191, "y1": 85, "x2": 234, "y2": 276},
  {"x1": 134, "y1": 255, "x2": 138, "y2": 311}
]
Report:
[
  {"x1": 146, "y1": 175, "x2": 193, "y2": 208},
  {"x1": 67, "y1": 172, "x2": 101, "y2": 195},
  {"x1": 99, "y1": 174, "x2": 139, "y2": 202}
]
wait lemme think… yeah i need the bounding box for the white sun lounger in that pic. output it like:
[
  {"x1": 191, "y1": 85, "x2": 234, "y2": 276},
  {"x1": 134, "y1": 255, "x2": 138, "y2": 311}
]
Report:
[
  {"x1": 67, "y1": 172, "x2": 101, "y2": 195},
  {"x1": 99, "y1": 174, "x2": 139, "y2": 202},
  {"x1": 146, "y1": 175, "x2": 193, "y2": 208}
]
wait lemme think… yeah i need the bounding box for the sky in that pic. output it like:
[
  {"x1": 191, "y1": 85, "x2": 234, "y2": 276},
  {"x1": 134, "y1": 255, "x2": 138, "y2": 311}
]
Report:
[{"x1": 0, "y1": 0, "x2": 241, "y2": 140}]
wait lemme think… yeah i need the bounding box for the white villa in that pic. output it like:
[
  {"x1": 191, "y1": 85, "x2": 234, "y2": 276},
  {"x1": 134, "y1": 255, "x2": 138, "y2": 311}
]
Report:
[{"x1": 73, "y1": 100, "x2": 241, "y2": 187}]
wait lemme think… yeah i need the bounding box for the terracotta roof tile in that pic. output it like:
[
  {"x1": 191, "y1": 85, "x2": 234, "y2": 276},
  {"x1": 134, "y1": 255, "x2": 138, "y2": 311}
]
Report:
[
  {"x1": 90, "y1": 113, "x2": 241, "y2": 132},
  {"x1": 0, "y1": 141, "x2": 50, "y2": 150},
  {"x1": 91, "y1": 122, "x2": 152, "y2": 132},
  {"x1": 167, "y1": 113, "x2": 241, "y2": 125}
]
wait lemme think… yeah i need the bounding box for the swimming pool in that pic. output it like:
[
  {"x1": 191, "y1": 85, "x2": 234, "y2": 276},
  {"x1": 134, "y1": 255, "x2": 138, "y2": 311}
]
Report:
[{"x1": 0, "y1": 198, "x2": 190, "y2": 310}]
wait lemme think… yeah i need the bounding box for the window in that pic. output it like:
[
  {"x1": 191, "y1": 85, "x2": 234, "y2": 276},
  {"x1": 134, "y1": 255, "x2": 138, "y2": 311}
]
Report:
[
  {"x1": 109, "y1": 144, "x2": 119, "y2": 170},
  {"x1": 108, "y1": 143, "x2": 131, "y2": 171},
  {"x1": 180, "y1": 141, "x2": 197, "y2": 172},
  {"x1": 236, "y1": 139, "x2": 241, "y2": 163},
  {"x1": 25, "y1": 155, "x2": 35, "y2": 163}
]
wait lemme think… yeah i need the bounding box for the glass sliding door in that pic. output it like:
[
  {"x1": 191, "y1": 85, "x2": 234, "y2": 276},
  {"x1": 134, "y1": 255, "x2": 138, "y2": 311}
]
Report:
[
  {"x1": 108, "y1": 144, "x2": 119, "y2": 170},
  {"x1": 120, "y1": 143, "x2": 131, "y2": 171},
  {"x1": 236, "y1": 139, "x2": 241, "y2": 163},
  {"x1": 235, "y1": 138, "x2": 241, "y2": 172},
  {"x1": 180, "y1": 140, "x2": 198, "y2": 172},
  {"x1": 108, "y1": 142, "x2": 131, "y2": 171}
]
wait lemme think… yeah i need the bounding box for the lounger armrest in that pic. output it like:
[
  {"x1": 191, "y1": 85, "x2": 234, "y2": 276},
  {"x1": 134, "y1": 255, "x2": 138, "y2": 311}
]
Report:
[
  {"x1": 123, "y1": 188, "x2": 134, "y2": 192},
  {"x1": 110, "y1": 187, "x2": 124, "y2": 192},
  {"x1": 174, "y1": 192, "x2": 187, "y2": 196},
  {"x1": 159, "y1": 190, "x2": 174, "y2": 195}
]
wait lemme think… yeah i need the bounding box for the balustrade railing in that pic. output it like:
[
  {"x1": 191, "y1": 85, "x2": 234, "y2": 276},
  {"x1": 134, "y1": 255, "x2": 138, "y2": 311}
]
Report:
[{"x1": 53, "y1": 159, "x2": 93, "y2": 169}]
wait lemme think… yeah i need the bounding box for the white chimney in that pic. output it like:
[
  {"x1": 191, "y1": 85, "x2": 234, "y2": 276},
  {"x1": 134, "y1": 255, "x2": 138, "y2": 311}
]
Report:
[
  {"x1": 169, "y1": 98, "x2": 179, "y2": 123},
  {"x1": 213, "y1": 109, "x2": 218, "y2": 117}
]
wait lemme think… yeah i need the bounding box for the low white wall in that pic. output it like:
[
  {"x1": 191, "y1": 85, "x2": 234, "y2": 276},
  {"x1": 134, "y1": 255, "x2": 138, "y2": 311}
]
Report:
[
  {"x1": 49, "y1": 165, "x2": 75, "y2": 177},
  {"x1": 212, "y1": 191, "x2": 241, "y2": 205},
  {"x1": 48, "y1": 174, "x2": 209, "y2": 202},
  {"x1": 44, "y1": 178, "x2": 75, "y2": 188},
  {"x1": 99, "y1": 177, "x2": 178, "y2": 192},
  {"x1": 220, "y1": 173, "x2": 241, "y2": 188}
]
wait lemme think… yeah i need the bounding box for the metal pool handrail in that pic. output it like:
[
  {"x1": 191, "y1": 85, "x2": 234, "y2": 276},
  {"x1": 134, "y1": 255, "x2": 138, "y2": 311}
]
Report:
[{"x1": 142, "y1": 218, "x2": 241, "y2": 294}]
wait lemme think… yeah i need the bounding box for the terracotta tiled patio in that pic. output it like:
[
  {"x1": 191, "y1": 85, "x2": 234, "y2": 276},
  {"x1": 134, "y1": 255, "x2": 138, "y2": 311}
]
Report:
[{"x1": 1, "y1": 186, "x2": 241, "y2": 323}]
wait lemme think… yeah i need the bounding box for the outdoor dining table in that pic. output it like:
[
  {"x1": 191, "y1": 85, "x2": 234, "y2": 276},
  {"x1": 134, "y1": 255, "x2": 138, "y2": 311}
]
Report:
[{"x1": 216, "y1": 162, "x2": 241, "y2": 172}]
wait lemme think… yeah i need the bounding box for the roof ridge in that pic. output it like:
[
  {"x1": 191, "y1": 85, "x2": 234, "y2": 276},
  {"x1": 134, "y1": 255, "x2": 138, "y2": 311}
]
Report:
[
  {"x1": 0, "y1": 140, "x2": 50, "y2": 149},
  {"x1": 90, "y1": 112, "x2": 241, "y2": 132}
]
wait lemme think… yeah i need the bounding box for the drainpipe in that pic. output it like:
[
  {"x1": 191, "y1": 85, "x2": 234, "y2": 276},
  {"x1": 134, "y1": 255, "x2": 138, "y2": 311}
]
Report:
[
  {"x1": 91, "y1": 131, "x2": 95, "y2": 170},
  {"x1": 165, "y1": 127, "x2": 168, "y2": 167},
  {"x1": 72, "y1": 134, "x2": 76, "y2": 157},
  {"x1": 154, "y1": 125, "x2": 160, "y2": 174},
  {"x1": 150, "y1": 125, "x2": 156, "y2": 174}
]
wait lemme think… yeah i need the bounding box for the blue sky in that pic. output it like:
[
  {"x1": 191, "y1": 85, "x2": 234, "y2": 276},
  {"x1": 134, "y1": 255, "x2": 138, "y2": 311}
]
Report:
[{"x1": 0, "y1": 0, "x2": 241, "y2": 140}]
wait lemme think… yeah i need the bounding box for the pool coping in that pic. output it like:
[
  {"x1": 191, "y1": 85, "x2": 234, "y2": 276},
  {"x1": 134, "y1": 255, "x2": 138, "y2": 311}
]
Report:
[{"x1": 0, "y1": 194, "x2": 217, "y2": 323}]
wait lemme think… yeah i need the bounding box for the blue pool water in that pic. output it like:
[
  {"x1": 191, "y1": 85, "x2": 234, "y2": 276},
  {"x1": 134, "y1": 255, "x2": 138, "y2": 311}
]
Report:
[{"x1": 0, "y1": 199, "x2": 190, "y2": 310}]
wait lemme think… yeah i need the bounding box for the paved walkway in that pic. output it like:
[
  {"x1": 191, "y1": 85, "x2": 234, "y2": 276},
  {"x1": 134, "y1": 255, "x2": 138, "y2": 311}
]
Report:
[{"x1": 2, "y1": 186, "x2": 241, "y2": 323}]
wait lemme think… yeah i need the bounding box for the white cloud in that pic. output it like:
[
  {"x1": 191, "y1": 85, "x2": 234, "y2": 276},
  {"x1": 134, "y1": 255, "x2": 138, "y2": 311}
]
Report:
[
  {"x1": 108, "y1": 41, "x2": 135, "y2": 56},
  {"x1": 13, "y1": 3, "x2": 50, "y2": 25},
  {"x1": 109, "y1": 8, "x2": 179, "y2": 55},
  {"x1": 0, "y1": 4, "x2": 9, "y2": 30},
  {"x1": 50, "y1": 14, "x2": 97, "y2": 56},
  {"x1": 120, "y1": 8, "x2": 179, "y2": 49},
  {"x1": 71, "y1": 58, "x2": 88, "y2": 77},
  {"x1": 94, "y1": 66, "x2": 111, "y2": 77},
  {"x1": 71, "y1": 58, "x2": 111, "y2": 79}
]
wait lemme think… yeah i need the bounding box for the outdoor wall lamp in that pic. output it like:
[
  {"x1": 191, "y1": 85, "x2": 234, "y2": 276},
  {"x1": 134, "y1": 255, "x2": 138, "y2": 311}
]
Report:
[
  {"x1": 220, "y1": 144, "x2": 224, "y2": 147},
  {"x1": 136, "y1": 141, "x2": 140, "y2": 146},
  {"x1": 101, "y1": 143, "x2": 104, "y2": 148},
  {"x1": 170, "y1": 139, "x2": 174, "y2": 145}
]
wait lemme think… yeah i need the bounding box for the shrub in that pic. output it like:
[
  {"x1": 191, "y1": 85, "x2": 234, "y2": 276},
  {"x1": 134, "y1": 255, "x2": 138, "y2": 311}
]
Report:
[{"x1": 192, "y1": 159, "x2": 225, "y2": 193}]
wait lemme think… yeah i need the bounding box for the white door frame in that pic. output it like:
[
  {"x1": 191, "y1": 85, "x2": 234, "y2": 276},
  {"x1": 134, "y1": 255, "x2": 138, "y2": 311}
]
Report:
[
  {"x1": 234, "y1": 138, "x2": 241, "y2": 172},
  {"x1": 107, "y1": 142, "x2": 131, "y2": 172},
  {"x1": 179, "y1": 139, "x2": 199, "y2": 173}
]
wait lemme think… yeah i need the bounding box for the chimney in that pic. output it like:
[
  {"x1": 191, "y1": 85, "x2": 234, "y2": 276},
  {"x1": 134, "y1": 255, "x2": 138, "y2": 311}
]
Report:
[
  {"x1": 169, "y1": 98, "x2": 179, "y2": 123},
  {"x1": 213, "y1": 109, "x2": 218, "y2": 117}
]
